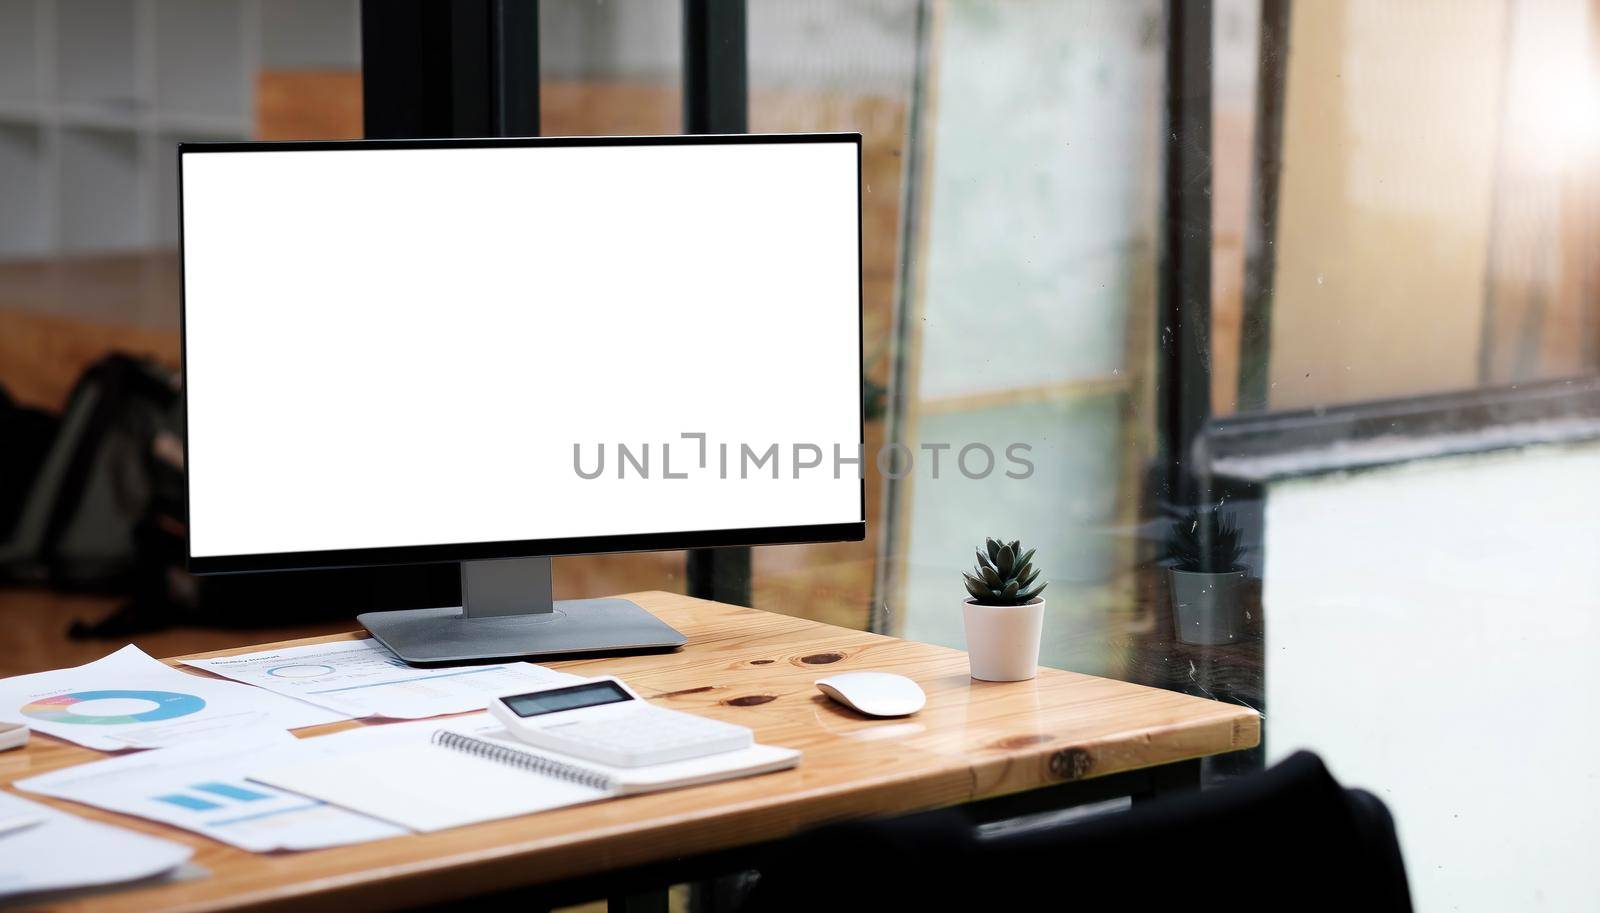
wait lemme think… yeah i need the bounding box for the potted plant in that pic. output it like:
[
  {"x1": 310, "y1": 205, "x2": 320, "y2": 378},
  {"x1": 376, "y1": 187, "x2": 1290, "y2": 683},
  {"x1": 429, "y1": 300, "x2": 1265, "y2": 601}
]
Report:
[
  {"x1": 1167, "y1": 508, "x2": 1248, "y2": 645},
  {"x1": 961, "y1": 538, "x2": 1048, "y2": 681}
]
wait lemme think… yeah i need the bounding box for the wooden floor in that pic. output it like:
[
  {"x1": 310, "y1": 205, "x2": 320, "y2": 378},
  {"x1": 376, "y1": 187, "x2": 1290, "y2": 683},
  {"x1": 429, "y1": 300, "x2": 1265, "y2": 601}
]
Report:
[
  {"x1": 0, "y1": 588, "x2": 349, "y2": 680},
  {"x1": 0, "y1": 555, "x2": 883, "y2": 683}
]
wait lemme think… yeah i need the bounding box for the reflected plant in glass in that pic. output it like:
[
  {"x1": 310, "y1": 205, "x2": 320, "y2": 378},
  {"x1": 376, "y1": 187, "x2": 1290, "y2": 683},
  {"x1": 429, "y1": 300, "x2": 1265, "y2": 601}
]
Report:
[
  {"x1": 961, "y1": 538, "x2": 1047, "y2": 682},
  {"x1": 1170, "y1": 510, "x2": 1246, "y2": 575},
  {"x1": 1168, "y1": 509, "x2": 1249, "y2": 645}
]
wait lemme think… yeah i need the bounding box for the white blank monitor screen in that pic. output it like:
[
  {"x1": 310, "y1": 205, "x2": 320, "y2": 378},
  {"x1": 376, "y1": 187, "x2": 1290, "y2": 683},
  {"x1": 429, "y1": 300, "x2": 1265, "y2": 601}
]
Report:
[{"x1": 181, "y1": 136, "x2": 863, "y2": 569}]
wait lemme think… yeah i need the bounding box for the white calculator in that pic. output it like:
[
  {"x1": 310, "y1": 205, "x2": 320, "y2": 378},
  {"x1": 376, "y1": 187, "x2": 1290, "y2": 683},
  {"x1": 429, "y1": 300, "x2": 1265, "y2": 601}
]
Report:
[{"x1": 488, "y1": 676, "x2": 753, "y2": 768}]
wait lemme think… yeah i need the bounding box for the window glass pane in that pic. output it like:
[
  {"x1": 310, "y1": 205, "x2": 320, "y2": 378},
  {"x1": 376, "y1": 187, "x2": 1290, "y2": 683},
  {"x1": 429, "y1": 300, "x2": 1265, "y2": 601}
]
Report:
[
  {"x1": 1219, "y1": 0, "x2": 1600, "y2": 413},
  {"x1": 1207, "y1": 2, "x2": 1600, "y2": 911},
  {"x1": 541, "y1": 0, "x2": 681, "y2": 136},
  {"x1": 0, "y1": 0, "x2": 362, "y2": 411},
  {"x1": 890, "y1": 1, "x2": 1164, "y2": 679},
  {"x1": 745, "y1": 0, "x2": 922, "y2": 627}
]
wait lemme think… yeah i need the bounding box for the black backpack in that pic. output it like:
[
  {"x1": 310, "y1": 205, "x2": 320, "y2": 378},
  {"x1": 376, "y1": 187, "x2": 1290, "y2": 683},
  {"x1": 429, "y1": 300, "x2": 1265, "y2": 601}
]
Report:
[
  {"x1": 0, "y1": 385, "x2": 59, "y2": 544},
  {"x1": 0, "y1": 354, "x2": 179, "y2": 590}
]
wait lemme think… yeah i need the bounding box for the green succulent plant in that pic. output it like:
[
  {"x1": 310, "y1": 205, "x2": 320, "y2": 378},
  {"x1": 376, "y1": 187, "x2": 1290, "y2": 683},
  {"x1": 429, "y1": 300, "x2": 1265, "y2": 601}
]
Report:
[{"x1": 963, "y1": 537, "x2": 1047, "y2": 606}]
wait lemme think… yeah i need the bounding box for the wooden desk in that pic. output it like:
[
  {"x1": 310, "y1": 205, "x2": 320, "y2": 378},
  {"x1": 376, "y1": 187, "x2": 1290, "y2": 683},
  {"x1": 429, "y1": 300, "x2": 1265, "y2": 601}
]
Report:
[{"x1": 0, "y1": 592, "x2": 1259, "y2": 912}]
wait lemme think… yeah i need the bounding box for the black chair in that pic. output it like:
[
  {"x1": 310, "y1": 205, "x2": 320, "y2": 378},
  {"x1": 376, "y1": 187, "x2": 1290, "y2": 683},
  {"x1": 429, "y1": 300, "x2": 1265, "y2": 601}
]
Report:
[{"x1": 743, "y1": 751, "x2": 1411, "y2": 912}]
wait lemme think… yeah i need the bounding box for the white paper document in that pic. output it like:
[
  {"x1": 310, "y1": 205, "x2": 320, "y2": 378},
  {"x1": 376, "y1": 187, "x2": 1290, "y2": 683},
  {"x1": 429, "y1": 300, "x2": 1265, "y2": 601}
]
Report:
[
  {"x1": 182, "y1": 638, "x2": 581, "y2": 719},
  {"x1": 254, "y1": 715, "x2": 604, "y2": 832},
  {"x1": 0, "y1": 645, "x2": 345, "y2": 751},
  {"x1": 15, "y1": 728, "x2": 407, "y2": 852},
  {"x1": 253, "y1": 713, "x2": 800, "y2": 833},
  {"x1": 0, "y1": 790, "x2": 192, "y2": 900}
]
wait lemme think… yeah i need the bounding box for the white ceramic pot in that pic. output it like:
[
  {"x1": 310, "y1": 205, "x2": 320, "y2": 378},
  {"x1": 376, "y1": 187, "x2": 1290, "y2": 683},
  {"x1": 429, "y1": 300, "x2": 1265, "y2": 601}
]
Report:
[{"x1": 962, "y1": 597, "x2": 1045, "y2": 682}]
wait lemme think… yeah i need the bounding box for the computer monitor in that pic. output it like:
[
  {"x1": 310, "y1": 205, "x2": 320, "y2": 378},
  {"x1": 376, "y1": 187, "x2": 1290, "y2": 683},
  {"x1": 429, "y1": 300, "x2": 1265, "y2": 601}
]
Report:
[{"x1": 179, "y1": 134, "x2": 864, "y2": 663}]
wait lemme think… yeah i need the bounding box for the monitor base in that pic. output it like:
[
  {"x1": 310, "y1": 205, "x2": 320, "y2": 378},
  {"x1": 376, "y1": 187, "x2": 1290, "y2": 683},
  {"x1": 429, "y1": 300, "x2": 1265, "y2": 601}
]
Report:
[
  {"x1": 360, "y1": 598, "x2": 687, "y2": 665},
  {"x1": 359, "y1": 556, "x2": 686, "y2": 664}
]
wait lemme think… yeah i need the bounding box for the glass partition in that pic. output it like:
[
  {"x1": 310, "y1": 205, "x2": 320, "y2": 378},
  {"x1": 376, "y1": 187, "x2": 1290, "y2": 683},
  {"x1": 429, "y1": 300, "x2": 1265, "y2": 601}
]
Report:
[{"x1": 738, "y1": 4, "x2": 1600, "y2": 910}]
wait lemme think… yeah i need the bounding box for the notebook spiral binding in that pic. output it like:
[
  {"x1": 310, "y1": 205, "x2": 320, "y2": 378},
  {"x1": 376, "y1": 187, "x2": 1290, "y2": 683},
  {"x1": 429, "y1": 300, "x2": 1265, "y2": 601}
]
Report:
[{"x1": 432, "y1": 731, "x2": 614, "y2": 791}]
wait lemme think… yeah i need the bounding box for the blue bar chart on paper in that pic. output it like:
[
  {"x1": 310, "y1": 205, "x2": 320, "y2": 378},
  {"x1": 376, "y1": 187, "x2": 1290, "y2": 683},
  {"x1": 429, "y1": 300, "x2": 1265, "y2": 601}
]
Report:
[{"x1": 15, "y1": 730, "x2": 406, "y2": 852}]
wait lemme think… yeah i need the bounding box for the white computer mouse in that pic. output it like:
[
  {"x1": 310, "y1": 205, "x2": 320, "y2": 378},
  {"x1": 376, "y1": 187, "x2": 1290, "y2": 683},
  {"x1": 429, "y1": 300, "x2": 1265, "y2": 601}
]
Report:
[{"x1": 815, "y1": 672, "x2": 925, "y2": 717}]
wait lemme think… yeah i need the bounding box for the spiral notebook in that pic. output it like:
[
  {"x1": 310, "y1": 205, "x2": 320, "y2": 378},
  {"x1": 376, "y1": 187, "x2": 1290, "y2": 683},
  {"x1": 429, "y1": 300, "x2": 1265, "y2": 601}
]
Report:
[{"x1": 250, "y1": 713, "x2": 800, "y2": 833}]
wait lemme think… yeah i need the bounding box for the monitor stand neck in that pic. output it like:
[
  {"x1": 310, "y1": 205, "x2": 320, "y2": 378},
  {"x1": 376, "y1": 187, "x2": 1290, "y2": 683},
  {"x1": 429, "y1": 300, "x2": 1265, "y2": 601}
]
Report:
[{"x1": 461, "y1": 556, "x2": 553, "y2": 618}]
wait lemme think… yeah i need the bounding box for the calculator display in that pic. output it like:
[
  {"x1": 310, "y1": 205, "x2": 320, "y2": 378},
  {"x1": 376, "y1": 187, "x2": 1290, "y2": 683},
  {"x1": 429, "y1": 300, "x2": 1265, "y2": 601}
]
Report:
[{"x1": 501, "y1": 681, "x2": 633, "y2": 718}]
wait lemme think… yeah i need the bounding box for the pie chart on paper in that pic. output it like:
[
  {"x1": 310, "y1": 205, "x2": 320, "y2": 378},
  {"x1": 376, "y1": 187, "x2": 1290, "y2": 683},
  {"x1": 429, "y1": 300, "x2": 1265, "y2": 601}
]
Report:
[
  {"x1": 266, "y1": 664, "x2": 336, "y2": 679},
  {"x1": 21, "y1": 689, "x2": 207, "y2": 725}
]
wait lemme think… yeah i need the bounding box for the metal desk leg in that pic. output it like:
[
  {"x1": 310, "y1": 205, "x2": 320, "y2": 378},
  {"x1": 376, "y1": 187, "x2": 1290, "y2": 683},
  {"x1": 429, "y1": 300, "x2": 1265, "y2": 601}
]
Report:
[
  {"x1": 609, "y1": 890, "x2": 670, "y2": 913},
  {"x1": 1133, "y1": 757, "x2": 1203, "y2": 804},
  {"x1": 688, "y1": 872, "x2": 758, "y2": 913}
]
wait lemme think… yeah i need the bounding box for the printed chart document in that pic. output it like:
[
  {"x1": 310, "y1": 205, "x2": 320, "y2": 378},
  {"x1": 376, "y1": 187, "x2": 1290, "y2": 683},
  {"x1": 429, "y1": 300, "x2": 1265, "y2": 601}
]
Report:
[
  {"x1": 182, "y1": 638, "x2": 581, "y2": 719},
  {"x1": 0, "y1": 645, "x2": 345, "y2": 751},
  {"x1": 16, "y1": 728, "x2": 406, "y2": 852},
  {"x1": 0, "y1": 790, "x2": 192, "y2": 899}
]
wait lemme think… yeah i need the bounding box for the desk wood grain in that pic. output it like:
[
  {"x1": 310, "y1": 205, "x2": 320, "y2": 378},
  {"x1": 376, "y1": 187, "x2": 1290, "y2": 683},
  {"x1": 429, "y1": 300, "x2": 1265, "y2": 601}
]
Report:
[{"x1": 0, "y1": 592, "x2": 1259, "y2": 913}]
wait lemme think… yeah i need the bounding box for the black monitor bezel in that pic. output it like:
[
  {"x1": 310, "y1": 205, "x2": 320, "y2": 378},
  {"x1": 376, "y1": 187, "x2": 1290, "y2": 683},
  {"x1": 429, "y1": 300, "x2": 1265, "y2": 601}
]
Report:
[{"x1": 179, "y1": 132, "x2": 866, "y2": 575}]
